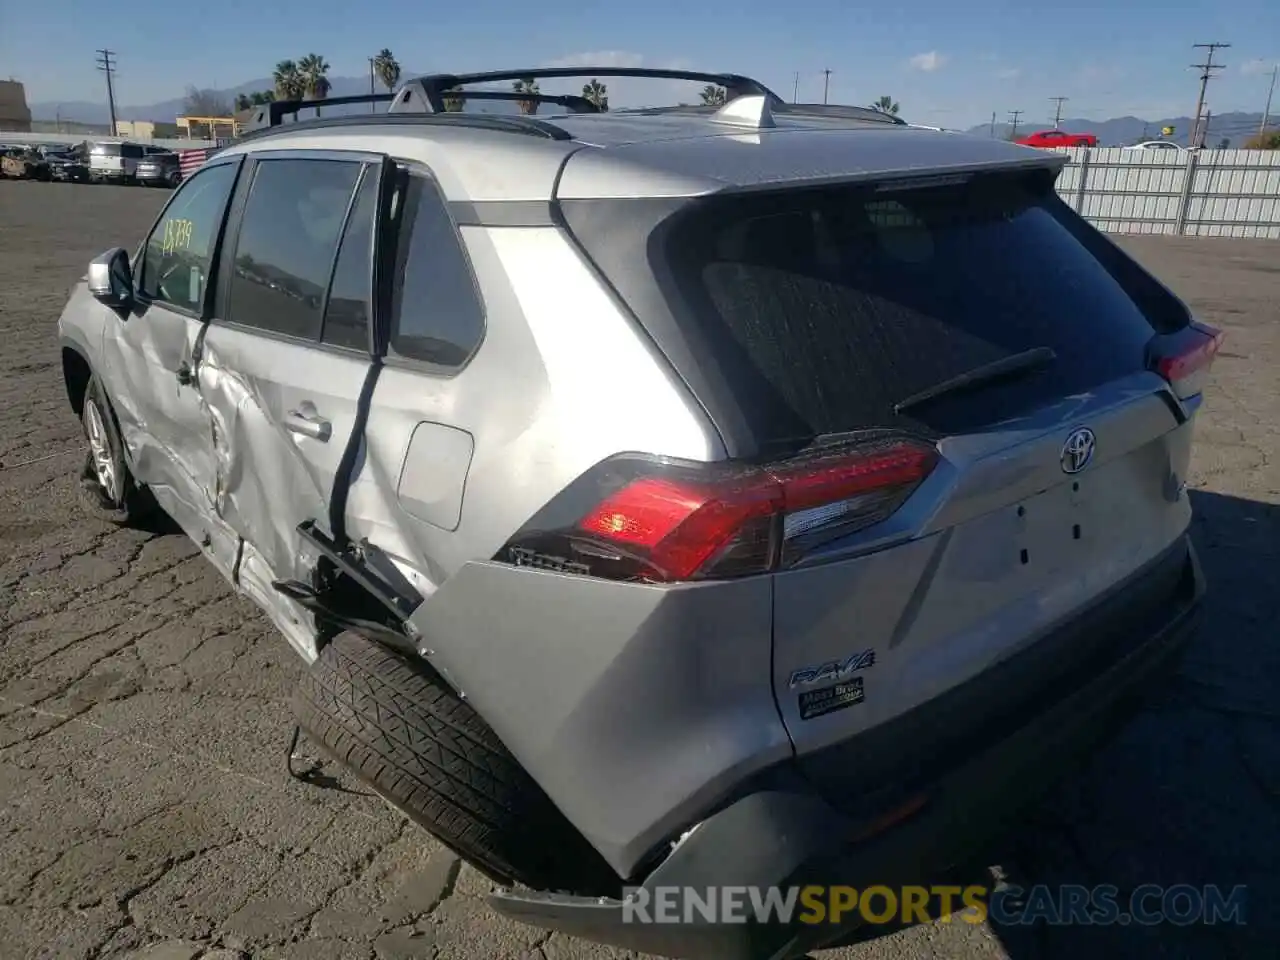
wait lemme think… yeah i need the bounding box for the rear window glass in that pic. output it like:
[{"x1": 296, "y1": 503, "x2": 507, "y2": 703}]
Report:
[
  {"x1": 91, "y1": 143, "x2": 120, "y2": 156},
  {"x1": 663, "y1": 175, "x2": 1173, "y2": 447}
]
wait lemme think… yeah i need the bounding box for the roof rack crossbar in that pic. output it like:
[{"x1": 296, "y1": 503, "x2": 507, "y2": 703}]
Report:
[
  {"x1": 398, "y1": 67, "x2": 781, "y2": 113},
  {"x1": 246, "y1": 93, "x2": 399, "y2": 132}
]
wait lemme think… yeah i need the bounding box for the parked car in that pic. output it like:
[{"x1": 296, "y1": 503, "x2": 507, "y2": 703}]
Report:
[
  {"x1": 135, "y1": 150, "x2": 181, "y2": 187},
  {"x1": 57, "y1": 67, "x2": 1217, "y2": 960},
  {"x1": 1, "y1": 145, "x2": 51, "y2": 180},
  {"x1": 1015, "y1": 128, "x2": 1098, "y2": 148},
  {"x1": 1122, "y1": 140, "x2": 1187, "y2": 152},
  {"x1": 88, "y1": 141, "x2": 170, "y2": 183},
  {"x1": 45, "y1": 147, "x2": 92, "y2": 182}
]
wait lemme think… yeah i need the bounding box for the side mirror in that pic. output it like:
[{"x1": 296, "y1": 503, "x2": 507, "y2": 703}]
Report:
[{"x1": 87, "y1": 247, "x2": 134, "y2": 309}]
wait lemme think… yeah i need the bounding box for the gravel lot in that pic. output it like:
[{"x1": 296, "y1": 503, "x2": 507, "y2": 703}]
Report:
[{"x1": 1, "y1": 181, "x2": 1276, "y2": 960}]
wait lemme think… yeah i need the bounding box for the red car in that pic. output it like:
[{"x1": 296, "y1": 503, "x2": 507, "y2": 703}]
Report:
[{"x1": 1015, "y1": 129, "x2": 1098, "y2": 148}]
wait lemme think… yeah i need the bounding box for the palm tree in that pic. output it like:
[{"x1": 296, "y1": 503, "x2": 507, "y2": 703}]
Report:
[
  {"x1": 373, "y1": 48, "x2": 401, "y2": 94},
  {"x1": 871, "y1": 95, "x2": 900, "y2": 116},
  {"x1": 297, "y1": 53, "x2": 332, "y2": 114},
  {"x1": 273, "y1": 60, "x2": 305, "y2": 101},
  {"x1": 236, "y1": 90, "x2": 275, "y2": 111},
  {"x1": 513, "y1": 77, "x2": 540, "y2": 115},
  {"x1": 700, "y1": 85, "x2": 727, "y2": 106},
  {"x1": 582, "y1": 78, "x2": 609, "y2": 112},
  {"x1": 442, "y1": 85, "x2": 467, "y2": 112}
]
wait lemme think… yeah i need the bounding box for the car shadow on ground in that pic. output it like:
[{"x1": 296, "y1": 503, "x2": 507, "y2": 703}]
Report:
[{"x1": 814, "y1": 488, "x2": 1279, "y2": 959}]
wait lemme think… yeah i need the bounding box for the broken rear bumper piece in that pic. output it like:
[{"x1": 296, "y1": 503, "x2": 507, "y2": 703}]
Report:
[{"x1": 489, "y1": 536, "x2": 1205, "y2": 960}]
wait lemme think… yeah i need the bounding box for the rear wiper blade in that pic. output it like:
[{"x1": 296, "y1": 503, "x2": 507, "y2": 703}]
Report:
[{"x1": 893, "y1": 346, "x2": 1057, "y2": 415}]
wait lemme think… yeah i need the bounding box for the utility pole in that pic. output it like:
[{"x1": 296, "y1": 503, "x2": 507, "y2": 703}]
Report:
[
  {"x1": 792, "y1": 71, "x2": 800, "y2": 104},
  {"x1": 1261, "y1": 65, "x2": 1278, "y2": 136},
  {"x1": 368, "y1": 57, "x2": 376, "y2": 113},
  {"x1": 1050, "y1": 96, "x2": 1068, "y2": 128},
  {"x1": 1008, "y1": 109, "x2": 1023, "y2": 138},
  {"x1": 95, "y1": 49, "x2": 118, "y2": 136},
  {"x1": 1189, "y1": 42, "x2": 1230, "y2": 149},
  {"x1": 990, "y1": 111, "x2": 997, "y2": 138},
  {"x1": 822, "y1": 69, "x2": 832, "y2": 105}
]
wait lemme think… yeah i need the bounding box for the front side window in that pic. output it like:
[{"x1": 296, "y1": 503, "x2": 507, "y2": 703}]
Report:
[
  {"x1": 225, "y1": 157, "x2": 363, "y2": 341},
  {"x1": 137, "y1": 161, "x2": 239, "y2": 312}
]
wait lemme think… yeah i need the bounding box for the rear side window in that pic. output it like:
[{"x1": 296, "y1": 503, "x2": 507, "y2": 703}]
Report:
[
  {"x1": 388, "y1": 176, "x2": 485, "y2": 367},
  {"x1": 662, "y1": 174, "x2": 1173, "y2": 446},
  {"x1": 225, "y1": 158, "x2": 363, "y2": 340}
]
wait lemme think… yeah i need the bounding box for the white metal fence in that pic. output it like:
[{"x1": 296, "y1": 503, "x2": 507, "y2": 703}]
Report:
[{"x1": 1053, "y1": 147, "x2": 1280, "y2": 239}]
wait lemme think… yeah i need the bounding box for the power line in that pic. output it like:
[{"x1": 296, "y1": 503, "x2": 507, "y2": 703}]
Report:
[
  {"x1": 1049, "y1": 96, "x2": 1068, "y2": 128},
  {"x1": 822, "y1": 69, "x2": 832, "y2": 105},
  {"x1": 1008, "y1": 109, "x2": 1023, "y2": 138},
  {"x1": 95, "y1": 49, "x2": 118, "y2": 136},
  {"x1": 1189, "y1": 42, "x2": 1230, "y2": 148}
]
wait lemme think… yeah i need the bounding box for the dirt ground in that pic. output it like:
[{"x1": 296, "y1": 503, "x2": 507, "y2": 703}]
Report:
[{"x1": 1, "y1": 181, "x2": 1277, "y2": 960}]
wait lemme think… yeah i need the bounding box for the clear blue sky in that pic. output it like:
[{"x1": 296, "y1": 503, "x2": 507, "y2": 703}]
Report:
[{"x1": 3, "y1": 0, "x2": 1278, "y2": 128}]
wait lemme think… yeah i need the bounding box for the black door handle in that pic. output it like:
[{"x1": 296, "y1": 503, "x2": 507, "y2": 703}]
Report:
[{"x1": 176, "y1": 361, "x2": 194, "y2": 386}]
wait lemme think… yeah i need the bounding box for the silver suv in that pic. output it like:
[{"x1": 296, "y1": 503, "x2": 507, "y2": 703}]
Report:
[{"x1": 57, "y1": 67, "x2": 1217, "y2": 959}]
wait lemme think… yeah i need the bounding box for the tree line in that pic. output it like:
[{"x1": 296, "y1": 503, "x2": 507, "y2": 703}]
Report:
[{"x1": 184, "y1": 53, "x2": 906, "y2": 122}]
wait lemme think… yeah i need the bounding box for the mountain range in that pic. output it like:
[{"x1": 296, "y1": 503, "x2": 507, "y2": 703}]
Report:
[
  {"x1": 29, "y1": 71, "x2": 430, "y2": 127},
  {"x1": 30, "y1": 74, "x2": 1271, "y2": 148}
]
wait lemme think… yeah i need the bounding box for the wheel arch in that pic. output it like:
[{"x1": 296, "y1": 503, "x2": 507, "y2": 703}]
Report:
[{"x1": 61, "y1": 342, "x2": 93, "y2": 419}]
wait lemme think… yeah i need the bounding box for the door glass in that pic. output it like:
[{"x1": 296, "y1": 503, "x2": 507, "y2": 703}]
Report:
[
  {"x1": 137, "y1": 162, "x2": 239, "y2": 313},
  {"x1": 226, "y1": 158, "x2": 363, "y2": 341},
  {"x1": 322, "y1": 168, "x2": 378, "y2": 351}
]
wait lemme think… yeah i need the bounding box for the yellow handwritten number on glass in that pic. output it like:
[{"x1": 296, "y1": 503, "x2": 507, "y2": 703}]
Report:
[{"x1": 160, "y1": 218, "x2": 194, "y2": 256}]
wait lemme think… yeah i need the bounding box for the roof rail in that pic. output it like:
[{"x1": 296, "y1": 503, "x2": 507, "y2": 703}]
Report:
[
  {"x1": 233, "y1": 112, "x2": 574, "y2": 145},
  {"x1": 245, "y1": 93, "x2": 399, "y2": 132},
  {"x1": 776, "y1": 103, "x2": 908, "y2": 125},
  {"x1": 425, "y1": 89, "x2": 600, "y2": 113},
  {"x1": 397, "y1": 67, "x2": 781, "y2": 113}
]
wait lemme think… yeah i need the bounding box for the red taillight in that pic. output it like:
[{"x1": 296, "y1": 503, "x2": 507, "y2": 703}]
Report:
[
  {"x1": 580, "y1": 475, "x2": 783, "y2": 581},
  {"x1": 504, "y1": 437, "x2": 939, "y2": 583},
  {"x1": 1156, "y1": 323, "x2": 1223, "y2": 383}
]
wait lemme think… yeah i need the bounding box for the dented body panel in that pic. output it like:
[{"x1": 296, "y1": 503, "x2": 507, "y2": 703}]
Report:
[
  {"x1": 95, "y1": 296, "x2": 240, "y2": 582},
  {"x1": 339, "y1": 223, "x2": 718, "y2": 593}
]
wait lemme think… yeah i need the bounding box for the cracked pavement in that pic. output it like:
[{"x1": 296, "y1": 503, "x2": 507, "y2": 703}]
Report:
[{"x1": 1, "y1": 181, "x2": 1277, "y2": 960}]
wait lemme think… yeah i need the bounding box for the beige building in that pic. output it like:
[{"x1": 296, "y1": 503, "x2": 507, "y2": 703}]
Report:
[{"x1": 0, "y1": 79, "x2": 33, "y2": 132}]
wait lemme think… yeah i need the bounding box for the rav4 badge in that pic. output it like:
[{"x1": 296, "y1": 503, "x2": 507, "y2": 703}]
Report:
[{"x1": 788, "y1": 648, "x2": 876, "y2": 689}]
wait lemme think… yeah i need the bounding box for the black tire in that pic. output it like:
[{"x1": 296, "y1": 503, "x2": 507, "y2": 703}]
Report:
[
  {"x1": 293, "y1": 631, "x2": 621, "y2": 896},
  {"x1": 77, "y1": 375, "x2": 155, "y2": 525}
]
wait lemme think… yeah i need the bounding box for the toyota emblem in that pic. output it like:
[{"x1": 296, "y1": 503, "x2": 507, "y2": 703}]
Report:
[{"x1": 1060, "y1": 427, "x2": 1096, "y2": 474}]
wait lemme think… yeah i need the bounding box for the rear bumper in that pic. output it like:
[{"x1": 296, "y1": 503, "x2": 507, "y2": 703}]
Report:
[{"x1": 490, "y1": 535, "x2": 1204, "y2": 960}]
